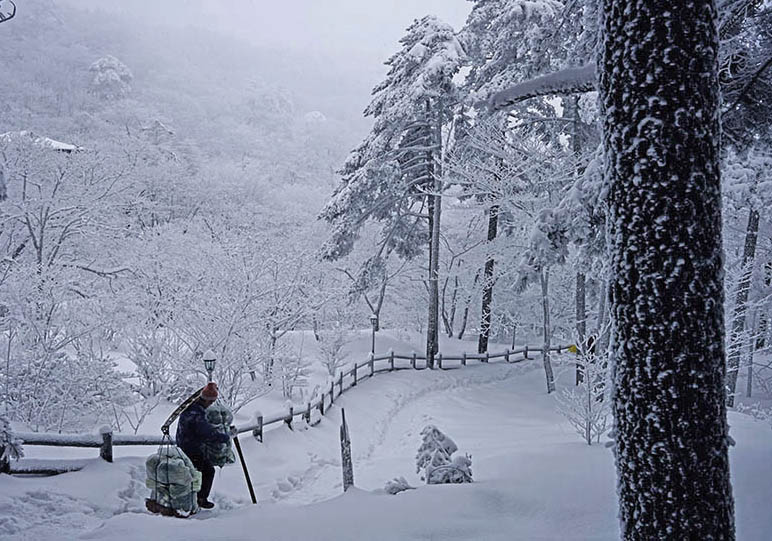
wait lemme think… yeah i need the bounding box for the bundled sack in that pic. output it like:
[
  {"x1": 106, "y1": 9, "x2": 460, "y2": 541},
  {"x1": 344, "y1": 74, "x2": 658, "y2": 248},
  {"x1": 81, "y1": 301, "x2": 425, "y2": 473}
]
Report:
[
  {"x1": 146, "y1": 445, "x2": 202, "y2": 516},
  {"x1": 202, "y1": 402, "x2": 236, "y2": 467}
]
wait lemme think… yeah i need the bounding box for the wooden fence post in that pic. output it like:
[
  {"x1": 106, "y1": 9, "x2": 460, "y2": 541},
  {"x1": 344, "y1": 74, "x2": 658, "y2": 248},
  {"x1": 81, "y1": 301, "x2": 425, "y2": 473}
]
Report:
[
  {"x1": 411, "y1": 352, "x2": 417, "y2": 369},
  {"x1": 389, "y1": 350, "x2": 395, "y2": 371},
  {"x1": 252, "y1": 414, "x2": 264, "y2": 442},
  {"x1": 285, "y1": 405, "x2": 294, "y2": 430},
  {"x1": 1, "y1": 445, "x2": 10, "y2": 474},
  {"x1": 319, "y1": 395, "x2": 325, "y2": 416},
  {"x1": 338, "y1": 371, "x2": 344, "y2": 395},
  {"x1": 340, "y1": 408, "x2": 354, "y2": 492},
  {"x1": 369, "y1": 353, "x2": 375, "y2": 376},
  {"x1": 505, "y1": 349, "x2": 510, "y2": 363},
  {"x1": 330, "y1": 381, "x2": 335, "y2": 404},
  {"x1": 352, "y1": 364, "x2": 358, "y2": 387},
  {"x1": 99, "y1": 429, "x2": 113, "y2": 463},
  {"x1": 462, "y1": 352, "x2": 467, "y2": 366},
  {"x1": 305, "y1": 402, "x2": 312, "y2": 424},
  {"x1": 524, "y1": 345, "x2": 529, "y2": 359},
  {"x1": 438, "y1": 353, "x2": 443, "y2": 370}
]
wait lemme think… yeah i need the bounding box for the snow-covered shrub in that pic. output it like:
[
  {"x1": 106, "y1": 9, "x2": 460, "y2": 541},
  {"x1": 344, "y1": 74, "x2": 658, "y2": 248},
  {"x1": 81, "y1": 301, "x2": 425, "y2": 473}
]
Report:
[
  {"x1": 384, "y1": 476, "x2": 416, "y2": 495},
  {"x1": 278, "y1": 352, "x2": 311, "y2": 400},
  {"x1": 1, "y1": 414, "x2": 24, "y2": 469},
  {"x1": 318, "y1": 322, "x2": 351, "y2": 377},
  {"x1": 555, "y1": 337, "x2": 611, "y2": 445},
  {"x1": 415, "y1": 425, "x2": 473, "y2": 484}
]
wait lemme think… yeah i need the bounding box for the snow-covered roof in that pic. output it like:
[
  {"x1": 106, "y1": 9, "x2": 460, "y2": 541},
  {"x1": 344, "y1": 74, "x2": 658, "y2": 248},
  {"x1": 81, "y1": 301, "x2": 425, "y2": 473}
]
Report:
[{"x1": 0, "y1": 130, "x2": 84, "y2": 152}]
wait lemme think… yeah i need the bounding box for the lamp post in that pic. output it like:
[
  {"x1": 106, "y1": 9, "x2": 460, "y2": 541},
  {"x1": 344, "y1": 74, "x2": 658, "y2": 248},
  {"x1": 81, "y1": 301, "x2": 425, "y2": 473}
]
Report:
[
  {"x1": 202, "y1": 349, "x2": 216, "y2": 382},
  {"x1": 369, "y1": 314, "x2": 378, "y2": 356}
]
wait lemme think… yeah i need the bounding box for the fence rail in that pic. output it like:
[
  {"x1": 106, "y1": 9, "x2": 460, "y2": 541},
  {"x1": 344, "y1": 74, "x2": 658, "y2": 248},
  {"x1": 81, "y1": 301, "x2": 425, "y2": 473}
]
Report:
[{"x1": 5, "y1": 344, "x2": 569, "y2": 475}]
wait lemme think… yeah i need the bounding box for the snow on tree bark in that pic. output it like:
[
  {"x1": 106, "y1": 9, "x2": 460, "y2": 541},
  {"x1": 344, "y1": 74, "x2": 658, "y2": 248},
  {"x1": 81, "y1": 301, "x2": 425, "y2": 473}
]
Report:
[
  {"x1": 725, "y1": 207, "x2": 759, "y2": 406},
  {"x1": 477, "y1": 204, "x2": 499, "y2": 354},
  {"x1": 599, "y1": 0, "x2": 735, "y2": 538}
]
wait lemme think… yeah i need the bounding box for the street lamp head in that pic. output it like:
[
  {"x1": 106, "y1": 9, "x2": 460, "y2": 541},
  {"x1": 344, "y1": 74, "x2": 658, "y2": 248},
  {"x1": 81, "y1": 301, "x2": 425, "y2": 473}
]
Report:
[{"x1": 202, "y1": 349, "x2": 216, "y2": 374}]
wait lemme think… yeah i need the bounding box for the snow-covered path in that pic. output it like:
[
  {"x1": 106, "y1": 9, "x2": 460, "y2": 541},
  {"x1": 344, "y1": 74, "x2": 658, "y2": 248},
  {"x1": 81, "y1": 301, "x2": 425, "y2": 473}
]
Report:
[{"x1": 2, "y1": 358, "x2": 771, "y2": 540}]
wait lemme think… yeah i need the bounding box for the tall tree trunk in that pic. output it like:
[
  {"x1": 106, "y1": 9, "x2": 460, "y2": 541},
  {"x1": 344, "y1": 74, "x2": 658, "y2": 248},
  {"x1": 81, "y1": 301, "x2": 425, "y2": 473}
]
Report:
[
  {"x1": 442, "y1": 273, "x2": 460, "y2": 337},
  {"x1": 571, "y1": 94, "x2": 587, "y2": 385},
  {"x1": 426, "y1": 101, "x2": 442, "y2": 368},
  {"x1": 448, "y1": 275, "x2": 459, "y2": 334},
  {"x1": 754, "y1": 262, "x2": 772, "y2": 356},
  {"x1": 540, "y1": 269, "x2": 555, "y2": 393},
  {"x1": 478, "y1": 205, "x2": 499, "y2": 353},
  {"x1": 600, "y1": 0, "x2": 735, "y2": 538},
  {"x1": 596, "y1": 280, "x2": 610, "y2": 356},
  {"x1": 726, "y1": 208, "x2": 760, "y2": 406},
  {"x1": 457, "y1": 270, "x2": 479, "y2": 340},
  {"x1": 575, "y1": 272, "x2": 587, "y2": 384},
  {"x1": 746, "y1": 309, "x2": 757, "y2": 398}
]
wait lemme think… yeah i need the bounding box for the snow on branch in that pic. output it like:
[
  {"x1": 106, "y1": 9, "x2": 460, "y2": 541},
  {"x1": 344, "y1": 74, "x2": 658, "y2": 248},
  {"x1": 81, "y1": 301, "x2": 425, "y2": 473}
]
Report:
[{"x1": 488, "y1": 63, "x2": 597, "y2": 111}]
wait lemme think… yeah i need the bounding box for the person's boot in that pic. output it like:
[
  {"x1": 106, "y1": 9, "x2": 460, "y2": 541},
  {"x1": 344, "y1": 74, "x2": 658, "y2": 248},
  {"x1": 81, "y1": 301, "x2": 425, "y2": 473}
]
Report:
[{"x1": 198, "y1": 498, "x2": 215, "y2": 509}]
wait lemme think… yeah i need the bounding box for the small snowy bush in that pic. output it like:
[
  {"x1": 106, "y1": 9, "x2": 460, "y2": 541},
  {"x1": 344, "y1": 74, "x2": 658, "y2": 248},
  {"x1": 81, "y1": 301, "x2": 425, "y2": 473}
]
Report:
[
  {"x1": 278, "y1": 352, "x2": 311, "y2": 400},
  {"x1": 555, "y1": 336, "x2": 611, "y2": 445},
  {"x1": 1, "y1": 414, "x2": 24, "y2": 469},
  {"x1": 318, "y1": 323, "x2": 351, "y2": 377},
  {"x1": 415, "y1": 425, "x2": 473, "y2": 484},
  {"x1": 384, "y1": 476, "x2": 416, "y2": 495}
]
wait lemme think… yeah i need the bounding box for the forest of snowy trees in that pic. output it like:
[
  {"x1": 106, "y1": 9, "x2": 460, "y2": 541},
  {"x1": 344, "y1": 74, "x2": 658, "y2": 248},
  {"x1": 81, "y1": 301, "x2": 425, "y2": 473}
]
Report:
[{"x1": 1, "y1": 0, "x2": 772, "y2": 539}]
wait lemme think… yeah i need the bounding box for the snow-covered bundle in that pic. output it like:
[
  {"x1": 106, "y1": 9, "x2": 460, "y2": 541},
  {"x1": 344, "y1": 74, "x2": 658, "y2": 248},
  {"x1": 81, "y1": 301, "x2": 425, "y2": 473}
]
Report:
[
  {"x1": 0, "y1": 414, "x2": 24, "y2": 466},
  {"x1": 202, "y1": 402, "x2": 235, "y2": 468},
  {"x1": 145, "y1": 446, "x2": 202, "y2": 516},
  {"x1": 415, "y1": 425, "x2": 473, "y2": 484}
]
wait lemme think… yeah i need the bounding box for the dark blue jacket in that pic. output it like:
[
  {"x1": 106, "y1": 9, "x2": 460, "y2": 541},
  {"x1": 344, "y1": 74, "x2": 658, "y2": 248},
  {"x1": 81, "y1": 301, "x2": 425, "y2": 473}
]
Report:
[{"x1": 176, "y1": 400, "x2": 230, "y2": 459}]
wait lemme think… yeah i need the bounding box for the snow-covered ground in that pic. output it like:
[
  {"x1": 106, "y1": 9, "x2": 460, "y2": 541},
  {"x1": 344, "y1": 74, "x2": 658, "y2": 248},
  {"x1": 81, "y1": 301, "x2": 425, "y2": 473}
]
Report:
[{"x1": 2, "y1": 336, "x2": 771, "y2": 540}]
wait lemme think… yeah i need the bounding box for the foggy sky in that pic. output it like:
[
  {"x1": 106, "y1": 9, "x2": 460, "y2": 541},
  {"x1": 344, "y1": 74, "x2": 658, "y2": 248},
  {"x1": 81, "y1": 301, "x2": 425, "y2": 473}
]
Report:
[{"x1": 63, "y1": 0, "x2": 471, "y2": 64}]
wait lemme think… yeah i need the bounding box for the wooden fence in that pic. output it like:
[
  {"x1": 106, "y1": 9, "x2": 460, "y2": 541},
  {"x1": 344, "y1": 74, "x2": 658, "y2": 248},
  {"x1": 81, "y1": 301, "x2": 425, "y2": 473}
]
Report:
[{"x1": 4, "y1": 344, "x2": 569, "y2": 475}]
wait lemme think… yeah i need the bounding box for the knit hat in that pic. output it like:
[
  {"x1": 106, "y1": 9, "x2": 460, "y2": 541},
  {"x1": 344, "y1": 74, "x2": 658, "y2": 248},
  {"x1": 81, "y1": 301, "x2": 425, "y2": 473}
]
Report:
[{"x1": 201, "y1": 382, "x2": 218, "y2": 402}]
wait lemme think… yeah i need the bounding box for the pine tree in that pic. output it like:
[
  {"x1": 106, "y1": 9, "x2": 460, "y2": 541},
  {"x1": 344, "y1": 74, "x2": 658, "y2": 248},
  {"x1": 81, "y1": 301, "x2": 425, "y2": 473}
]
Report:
[
  {"x1": 599, "y1": 0, "x2": 735, "y2": 537},
  {"x1": 321, "y1": 16, "x2": 466, "y2": 367}
]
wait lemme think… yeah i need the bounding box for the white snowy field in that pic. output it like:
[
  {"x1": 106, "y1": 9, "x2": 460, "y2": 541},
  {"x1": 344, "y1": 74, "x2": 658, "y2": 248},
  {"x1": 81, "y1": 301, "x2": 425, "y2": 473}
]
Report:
[{"x1": 1, "y1": 338, "x2": 771, "y2": 540}]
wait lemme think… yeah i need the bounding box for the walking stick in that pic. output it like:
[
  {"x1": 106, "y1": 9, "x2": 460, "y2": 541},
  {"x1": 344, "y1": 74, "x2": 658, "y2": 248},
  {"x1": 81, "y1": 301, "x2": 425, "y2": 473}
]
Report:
[{"x1": 233, "y1": 434, "x2": 257, "y2": 504}]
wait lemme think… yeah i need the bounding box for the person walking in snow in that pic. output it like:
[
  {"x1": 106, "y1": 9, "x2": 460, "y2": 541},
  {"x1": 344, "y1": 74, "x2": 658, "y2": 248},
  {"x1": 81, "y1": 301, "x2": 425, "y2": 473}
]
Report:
[{"x1": 176, "y1": 382, "x2": 234, "y2": 509}]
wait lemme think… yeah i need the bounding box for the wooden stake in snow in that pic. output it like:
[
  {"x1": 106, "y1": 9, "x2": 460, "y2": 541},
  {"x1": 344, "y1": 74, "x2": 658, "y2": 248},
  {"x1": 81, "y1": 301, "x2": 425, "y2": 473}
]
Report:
[
  {"x1": 340, "y1": 408, "x2": 354, "y2": 492},
  {"x1": 233, "y1": 435, "x2": 257, "y2": 504}
]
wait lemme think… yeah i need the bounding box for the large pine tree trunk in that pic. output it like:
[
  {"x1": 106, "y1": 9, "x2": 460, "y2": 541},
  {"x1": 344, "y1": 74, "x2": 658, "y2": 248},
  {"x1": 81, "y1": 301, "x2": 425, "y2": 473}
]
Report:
[
  {"x1": 726, "y1": 208, "x2": 760, "y2": 406},
  {"x1": 477, "y1": 205, "x2": 499, "y2": 353},
  {"x1": 599, "y1": 0, "x2": 735, "y2": 538}
]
